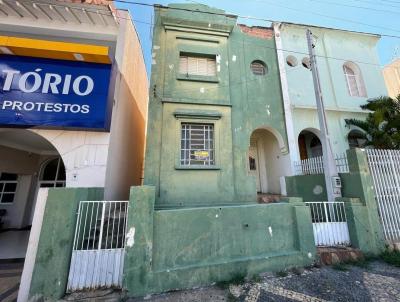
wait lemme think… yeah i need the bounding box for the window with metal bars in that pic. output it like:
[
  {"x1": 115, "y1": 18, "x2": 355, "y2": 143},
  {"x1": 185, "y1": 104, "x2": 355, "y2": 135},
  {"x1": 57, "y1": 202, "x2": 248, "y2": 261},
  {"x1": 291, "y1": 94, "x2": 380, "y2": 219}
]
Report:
[
  {"x1": 179, "y1": 54, "x2": 217, "y2": 77},
  {"x1": 0, "y1": 173, "x2": 18, "y2": 204},
  {"x1": 250, "y1": 60, "x2": 267, "y2": 75},
  {"x1": 180, "y1": 123, "x2": 215, "y2": 166}
]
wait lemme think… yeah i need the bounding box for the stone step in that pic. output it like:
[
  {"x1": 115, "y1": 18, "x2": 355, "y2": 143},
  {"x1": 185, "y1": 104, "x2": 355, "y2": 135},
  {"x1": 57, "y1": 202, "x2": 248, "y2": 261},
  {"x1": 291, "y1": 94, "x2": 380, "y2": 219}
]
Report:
[
  {"x1": 257, "y1": 194, "x2": 282, "y2": 204},
  {"x1": 317, "y1": 246, "x2": 364, "y2": 265}
]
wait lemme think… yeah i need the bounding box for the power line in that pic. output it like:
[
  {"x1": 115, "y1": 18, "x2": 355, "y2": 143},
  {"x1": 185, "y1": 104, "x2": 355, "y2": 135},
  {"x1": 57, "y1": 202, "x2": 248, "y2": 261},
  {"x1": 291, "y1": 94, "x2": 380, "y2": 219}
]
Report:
[
  {"x1": 350, "y1": 0, "x2": 400, "y2": 10},
  {"x1": 251, "y1": 0, "x2": 400, "y2": 34},
  {"x1": 307, "y1": 0, "x2": 400, "y2": 15},
  {"x1": 11, "y1": 0, "x2": 400, "y2": 69}
]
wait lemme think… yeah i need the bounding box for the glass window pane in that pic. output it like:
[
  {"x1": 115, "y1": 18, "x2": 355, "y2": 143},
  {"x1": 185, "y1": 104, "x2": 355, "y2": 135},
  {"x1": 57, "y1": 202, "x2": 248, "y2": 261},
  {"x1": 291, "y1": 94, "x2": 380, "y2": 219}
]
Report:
[
  {"x1": 57, "y1": 162, "x2": 66, "y2": 181},
  {"x1": 42, "y1": 159, "x2": 58, "y2": 181},
  {"x1": 1, "y1": 193, "x2": 15, "y2": 203},
  {"x1": 4, "y1": 183, "x2": 17, "y2": 192}
]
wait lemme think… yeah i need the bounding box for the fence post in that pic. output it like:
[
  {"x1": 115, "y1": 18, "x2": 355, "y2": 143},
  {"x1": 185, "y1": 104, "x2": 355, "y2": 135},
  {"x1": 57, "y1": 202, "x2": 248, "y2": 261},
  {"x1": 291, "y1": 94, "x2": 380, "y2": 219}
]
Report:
[
  {"x1": 123, "y1": 186, "x2": 155, "y2": 297},
  {"x1": 339, "y1": 149, "x2": 385, "y2": 254}
]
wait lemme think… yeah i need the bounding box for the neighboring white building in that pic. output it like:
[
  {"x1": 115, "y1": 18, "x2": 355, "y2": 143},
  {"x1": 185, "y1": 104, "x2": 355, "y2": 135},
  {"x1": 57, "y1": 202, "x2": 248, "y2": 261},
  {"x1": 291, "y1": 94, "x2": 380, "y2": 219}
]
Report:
[{"x1": 0, "y1": 0, "x2": 148, "y2": 259}]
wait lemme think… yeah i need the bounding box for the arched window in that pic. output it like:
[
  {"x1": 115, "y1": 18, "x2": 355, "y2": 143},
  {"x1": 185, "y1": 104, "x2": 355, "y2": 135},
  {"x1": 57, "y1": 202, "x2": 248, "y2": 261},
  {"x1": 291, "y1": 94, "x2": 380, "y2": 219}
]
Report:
[
  {"x1": 250, "y1": 60, "x2": 267, "y2": 75},
  {"x1": 343, "y1": 62, "x2": 367, "y2": 97},
  {"x1": 39, "y1": 157, "x2": 66, "y2": 188},
  {"x1": 348, "y1": 130, "x2": 366, "y2": 149}
]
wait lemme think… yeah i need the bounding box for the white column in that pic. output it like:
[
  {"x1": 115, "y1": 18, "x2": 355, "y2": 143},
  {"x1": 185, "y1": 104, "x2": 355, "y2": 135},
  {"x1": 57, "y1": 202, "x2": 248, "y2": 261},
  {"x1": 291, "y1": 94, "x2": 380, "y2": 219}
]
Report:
[{"x1": 274, "y1": 23, "x2": 299, "y2": 175}]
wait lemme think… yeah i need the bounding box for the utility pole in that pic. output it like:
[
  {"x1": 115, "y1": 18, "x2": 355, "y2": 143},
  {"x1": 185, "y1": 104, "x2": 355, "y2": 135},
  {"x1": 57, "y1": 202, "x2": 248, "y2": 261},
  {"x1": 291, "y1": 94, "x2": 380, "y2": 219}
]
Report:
[{"x1": 306, "y1": 29, "x2": 341, "y2": 202}]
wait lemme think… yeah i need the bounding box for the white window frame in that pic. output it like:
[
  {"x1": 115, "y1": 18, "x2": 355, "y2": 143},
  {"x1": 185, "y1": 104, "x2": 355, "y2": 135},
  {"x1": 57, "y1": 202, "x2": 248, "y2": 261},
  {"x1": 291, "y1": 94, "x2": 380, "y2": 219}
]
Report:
[
  {"x1": 38, "y1": 157, "x2": 66, "y2": 188},
  {"x1": 0, "y1": 173, "x2": 18, "y2": 204},
  {"x1": 343, "y1": 62, "x2": 367, "y2": 98},
  {"x1": 180, "y1": 123, "x2": 215, "y2": 166},
  {"x1": 179, "y1": 54, "x2": 217, "y2": 77}
]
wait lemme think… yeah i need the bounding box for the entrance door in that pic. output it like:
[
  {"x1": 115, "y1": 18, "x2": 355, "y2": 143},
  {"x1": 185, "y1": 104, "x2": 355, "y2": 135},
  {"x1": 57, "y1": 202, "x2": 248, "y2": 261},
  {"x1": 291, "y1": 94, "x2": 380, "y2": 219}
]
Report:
[{"x1": 249, "y1": 146, "x2": 261, "y2": 192}]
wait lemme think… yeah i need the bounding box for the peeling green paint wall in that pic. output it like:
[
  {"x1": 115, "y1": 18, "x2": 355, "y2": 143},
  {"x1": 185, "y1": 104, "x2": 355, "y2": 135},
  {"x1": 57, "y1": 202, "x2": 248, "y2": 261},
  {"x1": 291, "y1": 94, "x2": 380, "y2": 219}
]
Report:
[
  {"x1": 29, "y1": 188, "x2": 104, "y2": 300},
  {"x1": 144, "y1": 3, "x2": 289, "y2": 207},
  {"x1": 124, "y1": 186, "x2": 316, "y2": 297}
]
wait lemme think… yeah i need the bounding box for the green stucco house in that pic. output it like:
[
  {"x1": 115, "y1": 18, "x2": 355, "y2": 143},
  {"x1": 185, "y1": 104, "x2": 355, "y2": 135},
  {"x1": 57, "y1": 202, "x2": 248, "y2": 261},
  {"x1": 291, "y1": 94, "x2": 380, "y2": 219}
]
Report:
[{"x1": 144, "y1": 4, "x2": 292, "y2": 203}]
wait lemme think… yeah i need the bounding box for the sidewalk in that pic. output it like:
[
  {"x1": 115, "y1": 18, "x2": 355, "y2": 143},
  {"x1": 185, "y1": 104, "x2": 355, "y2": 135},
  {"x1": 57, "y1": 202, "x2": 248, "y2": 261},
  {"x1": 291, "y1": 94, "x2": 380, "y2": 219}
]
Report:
[
  {"x1": 128, "y1": 261, "x2": 400, "y2": 302},
  {"x1": 60, "y1": 260, "x2": 400, "y2": 301}
]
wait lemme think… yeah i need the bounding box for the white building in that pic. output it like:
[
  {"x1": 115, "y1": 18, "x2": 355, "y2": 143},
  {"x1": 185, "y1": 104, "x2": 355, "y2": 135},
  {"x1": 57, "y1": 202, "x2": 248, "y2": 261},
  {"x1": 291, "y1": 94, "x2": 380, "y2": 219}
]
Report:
[{"x1": 0, "y1": 0, "x2": 148, "y2": 260}]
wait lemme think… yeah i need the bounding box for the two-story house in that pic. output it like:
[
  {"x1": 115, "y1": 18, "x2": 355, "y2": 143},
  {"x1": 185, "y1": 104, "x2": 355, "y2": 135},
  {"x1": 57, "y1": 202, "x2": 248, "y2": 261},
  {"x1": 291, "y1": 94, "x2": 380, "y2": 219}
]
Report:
[{"x1": 274, "y1": 22, "x2": 387, "y2": 166}]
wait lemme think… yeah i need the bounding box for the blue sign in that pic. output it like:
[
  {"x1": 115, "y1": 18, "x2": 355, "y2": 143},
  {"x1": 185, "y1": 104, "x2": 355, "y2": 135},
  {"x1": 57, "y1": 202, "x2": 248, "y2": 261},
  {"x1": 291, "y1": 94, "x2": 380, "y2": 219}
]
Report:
[{"x1": 0, "y1": 55, "x2": 112, "y2": 130}]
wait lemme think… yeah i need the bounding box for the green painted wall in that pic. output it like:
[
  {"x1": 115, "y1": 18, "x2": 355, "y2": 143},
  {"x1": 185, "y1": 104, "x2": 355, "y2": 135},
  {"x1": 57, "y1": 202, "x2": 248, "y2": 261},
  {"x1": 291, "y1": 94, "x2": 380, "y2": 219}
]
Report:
[
  {"x1": 339, "y1": 149, "x2": 385, "y2": 254},
  {"x1": 144, "y1": 3, "x2": 289, "y2": 207},
  {"x1": 124, "y1": 186, "x2": 316, "y2": 297},
  {"x1": 279, "y1": 23, "x2": 388, "y2": 156},
  {"x1": 29, "y1": 188, "x2": 104, "y2": 301},
  {"x1": 285, "y1": 174, "x2": 327, "y2": 202}
]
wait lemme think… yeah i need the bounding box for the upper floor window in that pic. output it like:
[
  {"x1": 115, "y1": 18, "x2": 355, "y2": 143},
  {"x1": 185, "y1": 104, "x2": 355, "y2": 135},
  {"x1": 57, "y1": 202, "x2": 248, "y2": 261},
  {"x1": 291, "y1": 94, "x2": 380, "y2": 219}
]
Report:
[
  {"x1": 181, "y1": 123, "x2": 215, "y2": 166},
  {"x1": 250, "y1": 60, "x2": 267, "y2": 75},
  {"x1": 343, "y1": 62, "x2": 367, "y2": 97},
  {"x1": 0, "y1": 173, "x2": 18, "y2": 204},
  {"x1": 179, "y1": 54, "x2": 216, "y2": 77}
]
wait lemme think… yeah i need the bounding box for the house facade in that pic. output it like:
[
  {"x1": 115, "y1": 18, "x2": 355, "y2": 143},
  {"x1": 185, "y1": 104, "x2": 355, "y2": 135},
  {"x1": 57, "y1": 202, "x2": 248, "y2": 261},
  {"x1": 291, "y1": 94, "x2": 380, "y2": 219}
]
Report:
[
  {"x1": 383, "y1": 58, "x2": 400, "y2": 98},
  {"x1": 274, "y1": 22, "x2": 387, "y2": 165},
  {"x1": 144, "y1": 4, "x2": 291, "y2": 204}
]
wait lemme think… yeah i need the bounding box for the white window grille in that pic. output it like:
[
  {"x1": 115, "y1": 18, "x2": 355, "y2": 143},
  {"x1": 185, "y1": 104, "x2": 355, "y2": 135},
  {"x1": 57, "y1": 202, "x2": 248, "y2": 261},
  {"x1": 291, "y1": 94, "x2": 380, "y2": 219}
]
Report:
[
  {"x1": 0, "y1": 173, "x2": 18, "y2": 204},
  {"x1": 181, "y1": 123, "x2": 215, "y2": 166},
  {"x1": 179, "y1": 55, "x2": 216, "y2": 77},
  {"x1": 343, "y1": 63, "x2": 367, "y2": 97},
  {"x1": 294, "y1": 153, "x2": 349, "y2": 175}
]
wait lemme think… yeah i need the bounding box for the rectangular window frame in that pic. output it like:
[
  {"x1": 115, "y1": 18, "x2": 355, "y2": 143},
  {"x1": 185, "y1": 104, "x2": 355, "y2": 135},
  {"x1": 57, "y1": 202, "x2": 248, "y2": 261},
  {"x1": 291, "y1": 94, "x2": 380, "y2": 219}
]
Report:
[
  {"x1": 174, "y1": 113, "x2": 222, "y2": 171},
  {"x1": 177, "y1": 52, "x2": 219, "y2": 83},
  {"x1": 180, "y1": 123, "x2": 215, "y2": 167},
  {"x1": 0, "y1": 173, "x2": 18, "y2": 204}
]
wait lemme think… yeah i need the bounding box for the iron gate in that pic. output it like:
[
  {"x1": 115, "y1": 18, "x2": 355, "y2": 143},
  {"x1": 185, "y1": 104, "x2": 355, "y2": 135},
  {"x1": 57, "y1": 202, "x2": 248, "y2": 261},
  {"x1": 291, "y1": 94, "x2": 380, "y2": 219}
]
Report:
[
  {"x1": 306, "y1": 201, "x2": 351, "y2": 246},
  {"x1": 366, "y1": 149, "x2": 400, "y2": 243},
  {"x1": 67, "y1": 201, "x2": 129, "y2": 291}
]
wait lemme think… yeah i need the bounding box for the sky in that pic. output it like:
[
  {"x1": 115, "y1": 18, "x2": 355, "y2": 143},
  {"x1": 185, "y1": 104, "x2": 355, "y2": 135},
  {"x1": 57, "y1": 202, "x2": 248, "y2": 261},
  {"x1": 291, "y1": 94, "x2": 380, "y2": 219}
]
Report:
[{"x1": 115, "y1": 0, "x2": 400, "y2": 76}]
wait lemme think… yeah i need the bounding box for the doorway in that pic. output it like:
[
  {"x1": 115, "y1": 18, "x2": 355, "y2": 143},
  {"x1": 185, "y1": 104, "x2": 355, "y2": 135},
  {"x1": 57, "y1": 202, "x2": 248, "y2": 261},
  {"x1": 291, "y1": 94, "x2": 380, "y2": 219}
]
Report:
[
  {"x1": 298, "y1": 130, "x2": 323, "y2": 160},
  {"x1": 0, "y1": 129, "x2": 65, "y2": 260},
  {"x1": 248, "y1": 129, "x2": 284, "y2": 195}
]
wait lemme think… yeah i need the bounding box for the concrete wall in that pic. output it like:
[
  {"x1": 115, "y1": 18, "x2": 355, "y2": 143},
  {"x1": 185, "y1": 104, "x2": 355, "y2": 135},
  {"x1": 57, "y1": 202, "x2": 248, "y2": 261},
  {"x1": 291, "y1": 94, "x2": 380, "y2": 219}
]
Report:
[
  {"x1": 285, "y1": 174, "x2": 327, "y2": 202},
  {"x1": 123, "y1": 186, "x2": 316, "y2": 297},
  {"x1": 383, "y1": 59, "x2": 400, "y2": 98},
  {"x1": 276, "y1": 23, "x2": 388, "y2": 161}
]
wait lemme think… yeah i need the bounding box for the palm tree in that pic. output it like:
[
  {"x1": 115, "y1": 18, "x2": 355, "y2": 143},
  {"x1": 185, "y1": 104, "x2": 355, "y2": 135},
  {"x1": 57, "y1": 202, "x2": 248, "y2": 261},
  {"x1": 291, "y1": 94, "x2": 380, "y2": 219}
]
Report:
[{"x1": 345, "y1": 95, "x2": 400, "y2": 149}]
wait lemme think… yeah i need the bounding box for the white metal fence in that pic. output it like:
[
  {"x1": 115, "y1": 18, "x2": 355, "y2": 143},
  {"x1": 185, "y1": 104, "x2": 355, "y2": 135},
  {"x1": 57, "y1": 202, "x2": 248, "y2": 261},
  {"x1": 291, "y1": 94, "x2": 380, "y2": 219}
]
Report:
[
  {"x1": 294, "y1": 153, "x2": 349, "y2": 175},
  {"x1": 67, "y1": 201, "x2": 129, "y2": 292},
  {"x1": 306, "y1": 201, "x2": 351, "y2": 246},
  {"x1": 366, "y1": 149, "x2": 400, "y2": 243}
]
